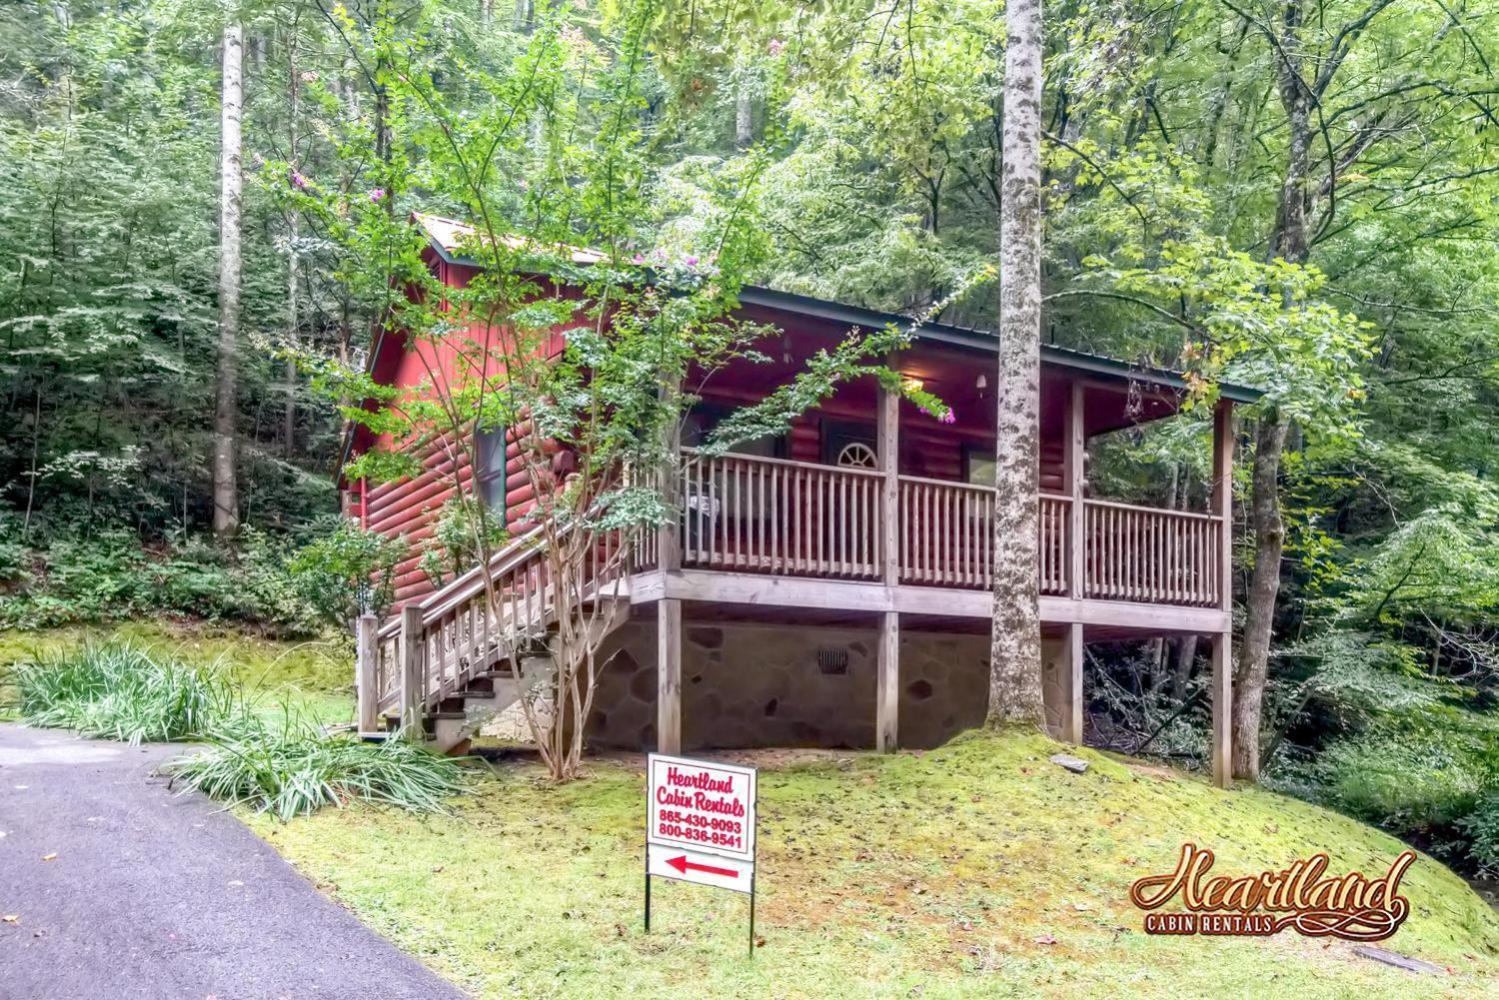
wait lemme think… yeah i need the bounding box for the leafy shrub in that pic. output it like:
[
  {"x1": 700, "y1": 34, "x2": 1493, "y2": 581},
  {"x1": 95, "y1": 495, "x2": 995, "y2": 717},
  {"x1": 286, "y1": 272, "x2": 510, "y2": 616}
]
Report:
[
  {"x1": 13, "y1": 642, "x2": 242, "y2": 744},
  {"x1": 1460, "y1": 795, "x2": 1499, "y2": 874},
  {"x1": 286, "y1": 517, "x2": 405, "y2": 628},
  {"x1": 0, "y1": 526, "x2": 332, "y2": 634},
  {"x1": 163, "y1": 723, "x2": 467, "y2": 820},
  {"x1": 1313, "y1": 736, "x2": 1488, "y2": 832},
  {"x1": 418, "y1": 498, "x2": 506, "y2": 588}
]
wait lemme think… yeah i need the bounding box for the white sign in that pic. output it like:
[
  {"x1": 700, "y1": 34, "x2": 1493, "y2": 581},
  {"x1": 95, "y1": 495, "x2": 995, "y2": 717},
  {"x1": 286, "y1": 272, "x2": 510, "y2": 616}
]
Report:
[
  {"x1": 647, "y1": 843, "x2": 753, "y2": 894},
  {"x1": 647, "y1": 753, "x2": 757, "y2": 864},
  {"x1": 644, "y1": 754, "x2": 760, "y2": 951}
]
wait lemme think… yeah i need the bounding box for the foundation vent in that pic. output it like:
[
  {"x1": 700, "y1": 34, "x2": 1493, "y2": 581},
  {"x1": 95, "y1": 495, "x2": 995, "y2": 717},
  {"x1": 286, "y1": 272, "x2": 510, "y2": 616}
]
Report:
[{"x1": 817, "y1": 647, "x2": 849, "y2": 675}]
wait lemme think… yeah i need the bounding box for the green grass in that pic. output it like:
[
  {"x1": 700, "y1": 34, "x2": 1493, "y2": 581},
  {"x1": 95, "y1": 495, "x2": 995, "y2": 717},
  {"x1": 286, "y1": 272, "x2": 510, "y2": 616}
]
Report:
[
  {"x1": 0, "y1": 622, "x2": 354, "y2": 725},
  {"x1": 250, "y1": 731, "x2": 1499, "y2": 999},
  {"x1": 163, "y1": 725, "x2": 468, "y2": 821},
  {"x1": 12, "y1": 641, "x2": 241, "y2": 743}
]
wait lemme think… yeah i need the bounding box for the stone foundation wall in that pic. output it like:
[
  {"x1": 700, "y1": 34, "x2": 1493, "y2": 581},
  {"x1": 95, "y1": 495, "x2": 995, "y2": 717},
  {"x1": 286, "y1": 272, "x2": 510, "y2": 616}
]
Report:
[{"x1": 584, "y1": 619, "x2": 989, "y2": 751}]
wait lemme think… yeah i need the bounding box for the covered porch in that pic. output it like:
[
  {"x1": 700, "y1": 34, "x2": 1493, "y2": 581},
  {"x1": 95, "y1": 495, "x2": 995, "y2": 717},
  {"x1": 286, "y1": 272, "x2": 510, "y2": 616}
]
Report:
[{"x1": 632, "y1": 328, "x2": 1243, "y2": 786}]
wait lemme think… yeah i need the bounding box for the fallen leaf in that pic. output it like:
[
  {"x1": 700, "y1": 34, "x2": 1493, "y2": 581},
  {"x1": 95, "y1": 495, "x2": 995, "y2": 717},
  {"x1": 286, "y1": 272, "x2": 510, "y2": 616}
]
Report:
[
  {"x1": 40, "y1": 853, "x2": 57, "y2": 862},
  {"x1": 755, "y1": 936, "x2": 766, "y2": 947},
  {"x1": 1034, "y1": 933, "x2": 1057, "y2": 945},
  {"x1": 3, "y1": 915, "x2": 18, "y2": 924}
]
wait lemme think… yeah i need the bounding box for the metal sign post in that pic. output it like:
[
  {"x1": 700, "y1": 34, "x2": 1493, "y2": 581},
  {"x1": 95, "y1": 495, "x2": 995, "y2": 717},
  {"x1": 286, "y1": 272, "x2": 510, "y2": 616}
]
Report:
[{"x1": 643, "y1": 753, "x2": 759, "y2": 956}]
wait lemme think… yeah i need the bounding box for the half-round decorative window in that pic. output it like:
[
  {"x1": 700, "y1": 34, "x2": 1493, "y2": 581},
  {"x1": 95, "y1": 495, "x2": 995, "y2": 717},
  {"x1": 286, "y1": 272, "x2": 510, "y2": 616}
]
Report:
[{"x1": 836, "y1": 441, "x2": 878, "y2": 468}]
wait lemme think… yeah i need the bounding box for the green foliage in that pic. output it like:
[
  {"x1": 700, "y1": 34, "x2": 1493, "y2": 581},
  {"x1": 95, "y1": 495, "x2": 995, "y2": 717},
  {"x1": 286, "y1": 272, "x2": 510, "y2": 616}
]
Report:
[
  {"x1": 12, "y1": 641, "x2": 241, "y2": 744},
  {"x1": 1460, "y1": 795, "x2": 1499, "y2": 875},
  {"x1": 286, "y1": 516, "x2": 405, "y2": 627},
  {"x1": 416, "y1": 499, "x2": 506, "y2": 589},
  {"x1": 0, "y1": 527, "x2": 314, "y2": 632},
  {"x1": 162, "y1": 723, "x2": 468, "y2": 821}
]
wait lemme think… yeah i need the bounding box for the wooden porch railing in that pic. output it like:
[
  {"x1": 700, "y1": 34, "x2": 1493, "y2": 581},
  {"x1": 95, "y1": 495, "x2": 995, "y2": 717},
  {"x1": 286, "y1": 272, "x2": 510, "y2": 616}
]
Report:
[
  {"x1": 1082, "y1": 498, "x2": 1221, "y2": 606},
  {"x1": 678, "y1": 448, "x2": 883, "y2": 579},
  {"x1": 656, "y1": 450, "x2": 1223, "y2": 609},
  {"x1": 897, "y1": 476, "x2": 1071, "y2": 594}
]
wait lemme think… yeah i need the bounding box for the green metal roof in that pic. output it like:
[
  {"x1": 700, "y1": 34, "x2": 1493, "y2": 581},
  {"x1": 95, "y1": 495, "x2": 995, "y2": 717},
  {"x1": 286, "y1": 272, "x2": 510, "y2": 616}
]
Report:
[{"x1": 735, "y1": 286, "x2": 1264, "y2": 404}]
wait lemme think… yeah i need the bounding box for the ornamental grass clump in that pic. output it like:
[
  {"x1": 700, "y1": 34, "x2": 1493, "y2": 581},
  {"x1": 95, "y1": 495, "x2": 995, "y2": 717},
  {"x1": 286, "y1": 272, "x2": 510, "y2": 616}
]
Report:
[
  {"x1": 162, "y1": 723, "x2": 467, "y2": 821},
  {"x1": 13, "y1": 641, "x2": 240, "y2": 744}
]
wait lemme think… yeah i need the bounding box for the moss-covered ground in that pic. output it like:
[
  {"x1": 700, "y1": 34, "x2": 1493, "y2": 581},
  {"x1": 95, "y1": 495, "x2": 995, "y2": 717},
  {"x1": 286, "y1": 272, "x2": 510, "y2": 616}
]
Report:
[{"x1": 251, "y1": 731, "x2": 1499, "y2": 999}]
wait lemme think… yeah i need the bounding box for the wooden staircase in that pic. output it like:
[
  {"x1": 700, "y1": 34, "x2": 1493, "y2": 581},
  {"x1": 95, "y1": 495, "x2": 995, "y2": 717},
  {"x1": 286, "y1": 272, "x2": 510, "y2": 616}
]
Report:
[{"x1": 354, "y1": 524, "x2": 632, "y2": 752}]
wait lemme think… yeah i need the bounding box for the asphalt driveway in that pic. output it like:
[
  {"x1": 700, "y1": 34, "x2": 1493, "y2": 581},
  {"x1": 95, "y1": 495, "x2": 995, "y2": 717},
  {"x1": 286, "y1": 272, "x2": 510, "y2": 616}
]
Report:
[{"x1": 0, "y1": 723, "x2": 468, "y2": 999}]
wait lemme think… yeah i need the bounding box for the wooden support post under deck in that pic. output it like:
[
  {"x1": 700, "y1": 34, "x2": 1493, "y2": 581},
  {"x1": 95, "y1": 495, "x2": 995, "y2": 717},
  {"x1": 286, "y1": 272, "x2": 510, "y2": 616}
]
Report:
[
  {"x1": 356, "y1": 613, "x2": 378, "y2": 734},
  {"x1": 398, "y1": 604, "x2": 424, "y2": 739},
  {"x1": 657, "y1": 597, "x2": 682, "y2": 754},
  {"x1": 1210, "y1": 400, "x2": 1235, "y2": 787},
  {"x1": 1211, "y1": 631, "x2": 1232, "y2": 788},
  {"x1": 876, "y1": 373, "x2": 900, "y2": 751},
  {"x1": 1063, "y1": 622, "x2": 1084, "y2": 745},
  {"x1": 876, "y1": 611, "x2": 899, "y2": 752}
]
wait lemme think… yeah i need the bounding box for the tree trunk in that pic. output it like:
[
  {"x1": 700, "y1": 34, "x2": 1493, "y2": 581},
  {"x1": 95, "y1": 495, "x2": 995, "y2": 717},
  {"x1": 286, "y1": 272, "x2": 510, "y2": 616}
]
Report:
[
  {"x1": 734, "y1": 77, "x2": 753, "y2": 149},
  {"x1": 986, "y1": 0, "x2": 1046, "y2": 727},
  {"x1": 213, "y1": 19, "x2": 243, "y2": 539},
  {"x1": 1233, "y1": 410, "x2": 1287, "y2": 778},
  {"x1": 285, "y1": 29, "x2": 299, "y2": 458},
  {"x1": 1234, "y1": 4, "x2": 1310, "y2": 778}
]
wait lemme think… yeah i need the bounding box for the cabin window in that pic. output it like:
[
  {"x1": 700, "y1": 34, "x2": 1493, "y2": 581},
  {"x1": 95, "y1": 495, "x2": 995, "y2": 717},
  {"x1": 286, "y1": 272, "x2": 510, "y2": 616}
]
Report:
[
  {"x1": 822, "y1": 422, "x2": 877, "y2": 468},
  {"x1": 964, "y1": 444, "x2": 995, "y2": 487},
  {"x1": 475, "y1": 426, "x2": 507, "y2": 514},
  {"x1": 682, "y1": 404, "x2": 784, "y2": 458}
]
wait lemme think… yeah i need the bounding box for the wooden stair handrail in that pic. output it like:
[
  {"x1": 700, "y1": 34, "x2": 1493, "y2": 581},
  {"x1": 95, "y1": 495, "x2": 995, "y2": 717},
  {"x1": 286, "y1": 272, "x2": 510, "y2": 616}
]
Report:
[{"x1": 375, "y1": 522, "x2": 550, "y2": 640}]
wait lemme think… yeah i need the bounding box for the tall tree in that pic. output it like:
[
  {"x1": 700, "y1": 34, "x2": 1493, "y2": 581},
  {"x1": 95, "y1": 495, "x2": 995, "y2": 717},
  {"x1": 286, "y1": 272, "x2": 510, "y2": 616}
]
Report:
[
  {"x1": 213, "y1": 14, "x2": 244, "y2": 538},
  {"x1": 987, "y1": 0, "x2": 1046, "y2": 726}
]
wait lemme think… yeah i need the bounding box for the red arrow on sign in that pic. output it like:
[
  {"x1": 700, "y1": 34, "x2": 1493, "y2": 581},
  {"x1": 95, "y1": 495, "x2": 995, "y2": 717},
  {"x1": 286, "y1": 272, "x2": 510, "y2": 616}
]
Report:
[{"x1": 666, "y1": 855, "x2": 739, "y2": 878}]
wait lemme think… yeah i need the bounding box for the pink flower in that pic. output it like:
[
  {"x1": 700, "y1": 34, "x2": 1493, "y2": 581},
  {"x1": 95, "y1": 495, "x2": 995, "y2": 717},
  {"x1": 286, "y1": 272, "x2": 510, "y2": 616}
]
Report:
[
  {"x1": 942, "y1": 410, "x2": 957, "y2": 424},
  {"x1": 632, "y1": 253, "x2": 646, "y2": 265},
  {"x1": 685, "y1": 255, "x2": 698, "y2": 267},
  {"x1": 768, "y1": 38, "x2": 785, "y2": 56},
  {"x1": 518, "y1": 178, "x2": 530, "y2": 191},
  {"x1": 289, "y1": 171, "x2": 309, "y2": 191},
  {"x1": 368, "y1": 188, "x2": 386, "y2": 203}
]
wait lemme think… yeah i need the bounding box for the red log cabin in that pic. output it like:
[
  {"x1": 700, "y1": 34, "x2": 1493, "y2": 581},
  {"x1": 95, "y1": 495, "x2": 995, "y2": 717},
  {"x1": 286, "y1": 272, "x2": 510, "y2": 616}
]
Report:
[{"x1": 343, "y1": 214, "x2": 1260, "y2": 787}]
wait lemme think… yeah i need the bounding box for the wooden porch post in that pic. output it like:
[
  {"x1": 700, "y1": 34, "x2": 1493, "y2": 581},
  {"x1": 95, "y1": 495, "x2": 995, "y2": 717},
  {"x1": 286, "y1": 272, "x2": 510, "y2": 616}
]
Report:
[
  {"x1": 657, "y1": 598, "x2": 682, "y2": 754},
  {"x1": 878, "y1": 366, "x2": 900, "y2": 585},
  {"x1": 876, "y1": 373, "x2": 901, "y2": 751},
  {"x1": 654, "y1": 376, "x2": 683, "y2": 755},
  {"x1": 1066, "y1": 381, "x2": 1085, "y2": 598},
  {"x1": 398, "y1": 604, "x2": 424, "y2": 739},
  {"x1": 1210, "y1": 400, "x2": 1235, "y2": 787},
  {"x1": 658, "y1": 380, "x2": 682, "y2": 575},
  {"x1": 356, "y1": 613, "x2": 378, "y2": 734},
  {"x1": 1064, "y1": 381, "x2": 1087, "y2": 744}
]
